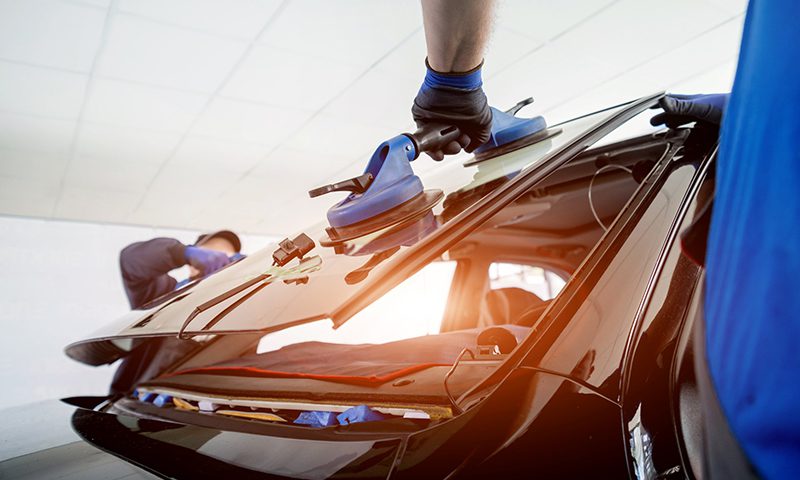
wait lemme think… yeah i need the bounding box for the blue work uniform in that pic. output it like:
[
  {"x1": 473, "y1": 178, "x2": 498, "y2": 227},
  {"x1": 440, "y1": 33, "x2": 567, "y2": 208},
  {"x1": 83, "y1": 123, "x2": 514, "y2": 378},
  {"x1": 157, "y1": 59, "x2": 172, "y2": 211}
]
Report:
[
  {"x1": 112, "y1": 237, "x2": 195, "y2": 395},
  {"x1": 705, "y1": 1, "x2": 800, "y2": 478},
  {"x1": 119, "y1": 237, "x2": 188, "y2": 309}
]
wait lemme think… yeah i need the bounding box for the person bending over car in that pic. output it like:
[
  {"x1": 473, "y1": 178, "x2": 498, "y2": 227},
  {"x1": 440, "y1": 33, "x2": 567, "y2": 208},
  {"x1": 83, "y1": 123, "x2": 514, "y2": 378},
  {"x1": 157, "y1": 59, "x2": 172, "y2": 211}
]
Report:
[
  {"x1": 120, "y1": 229, "x2": 242, "y2": 309},
  {"x1": 111, "y1": 230, "x2": 243, "y2": 395}
]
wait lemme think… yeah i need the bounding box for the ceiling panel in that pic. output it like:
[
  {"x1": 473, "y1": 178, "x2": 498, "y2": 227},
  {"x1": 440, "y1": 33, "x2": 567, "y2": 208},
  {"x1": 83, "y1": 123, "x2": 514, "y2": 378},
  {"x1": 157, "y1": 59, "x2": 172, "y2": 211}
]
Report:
[
  {"x1": 257, "y1": 0, "x2": 421, "y2": 69},
  {"x1": 497, "y1": 0, "x2": 618, "y2": 44},
  {"x1": 0, "y1": 148, "x2": 67, "y2": 183},
  {"x1": 703, "y1": 0, "x2": 749, "y2": 16},
  {"x1": 541, "y1": 17, "x2": 743, "y2": 122},
  {"x1": 552, "y1": 0, "x2": 724, "y2": 75},
  {"x1": 170, "y1": 135, "x2": 272, "y2": 174},
  {"x1": 0, "y1": 61, "x2": 87, "y2": 120},
  {"x1": 54, "y1": 186, "x2": 141, "y2": 222},
  {"x1": 191, "y1": 97, "x2": 312, "y2": 145},
  {"x1": 75, "y1": 123, "x2": 182, "y2": 165},
  {"x1": 222, "y1": 44, "x2": 363, "y2": 110},
  {"x1": 63, "y1": 155, "x2": 160, "y2": 193},
  {"x1": 0, "y1": 0, "x2": 106, "y2": 72},
  {"x1": 0, "y1": 176, "x2": 59, "y2": 217},
  {"x1": 287, "y1": 112, "x2": 397, "y2": 170},
  {"x1": 0, "y1": 112, "x2": 75, "y2": 154},
  {"x1": 483, "y1": 27, "x2": 546, "y2": 80},
  {"x1": 83, "y1": 78, "x2": 207, "y2": 132},
  {"x1": 250, "y1": 145, "x2": 355, "y2": 186},
  {"x1": 96, "y1": 14, "x2": 249, "y2": 93},
  {"x1": 484, "y1": 41, "x2": 615, "y2": 114},
  {"x1": 668, "y1": 60, "x2": 738, "y2": 93},
  {"x1": 116, "y1": 0, "x2": 283, "y2": 41},
  {"x1": 371, "y1": 29, "x2": 426, "y2": 78},
  {"x1": 323, "y1": 67, "x2": 419, "y2": 131},
  {"x1": 128, "y1": 190, "x2": 214, "y2": 227},
  {"x1": 145, "y1": 161, "x2": 242, "y2": 199}
]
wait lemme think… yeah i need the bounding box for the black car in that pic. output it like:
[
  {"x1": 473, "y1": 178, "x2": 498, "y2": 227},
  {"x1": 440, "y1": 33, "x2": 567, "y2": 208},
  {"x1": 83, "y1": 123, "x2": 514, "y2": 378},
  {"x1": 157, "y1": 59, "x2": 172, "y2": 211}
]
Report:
[{"x1": 1, "y1": 92, "x2": 718, "y2": 479}]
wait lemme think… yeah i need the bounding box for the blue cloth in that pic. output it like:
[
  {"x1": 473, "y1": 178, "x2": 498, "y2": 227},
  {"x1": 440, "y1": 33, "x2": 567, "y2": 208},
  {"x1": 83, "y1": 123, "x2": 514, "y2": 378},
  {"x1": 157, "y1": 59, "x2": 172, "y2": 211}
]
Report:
[
  {"x1": 705, "y1": 1, "x2": 800, "y2": 478},
  {"x1": 294, "y1": 411, "x2": 338, "y2": 428},
  {"x1": 337, "y1": 405, "x2": 388, "y2": 425}
]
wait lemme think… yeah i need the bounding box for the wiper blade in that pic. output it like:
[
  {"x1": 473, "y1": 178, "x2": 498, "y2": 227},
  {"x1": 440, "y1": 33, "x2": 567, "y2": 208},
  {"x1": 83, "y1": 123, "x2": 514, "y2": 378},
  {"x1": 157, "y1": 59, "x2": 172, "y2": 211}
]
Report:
[
  {"x1": 176, "y1": 255, "x2": 324, "y2": 338},
  {"x1": 177, "y1": 273, "x2": 271, "y2": 339}
]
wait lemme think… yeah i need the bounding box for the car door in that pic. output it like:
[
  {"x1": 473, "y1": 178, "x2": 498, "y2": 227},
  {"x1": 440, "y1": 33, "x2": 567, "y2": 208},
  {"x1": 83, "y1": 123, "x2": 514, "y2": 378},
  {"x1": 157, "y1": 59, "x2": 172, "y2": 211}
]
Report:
[{"x1": 621, "y1": 148, "x2": 716, "y2": 479}]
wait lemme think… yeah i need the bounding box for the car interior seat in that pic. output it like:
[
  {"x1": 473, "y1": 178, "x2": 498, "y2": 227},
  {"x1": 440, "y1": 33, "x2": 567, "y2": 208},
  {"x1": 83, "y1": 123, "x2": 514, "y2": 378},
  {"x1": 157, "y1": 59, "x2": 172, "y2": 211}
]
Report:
[{"x1": 484, "y1": 287, "x2": 545, "y2": 326}]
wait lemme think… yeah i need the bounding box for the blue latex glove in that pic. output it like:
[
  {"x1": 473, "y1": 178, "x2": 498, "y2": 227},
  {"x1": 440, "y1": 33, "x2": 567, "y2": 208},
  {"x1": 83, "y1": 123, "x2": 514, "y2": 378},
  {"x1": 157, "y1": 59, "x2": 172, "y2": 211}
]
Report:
[
  {"x1": 412, "y1": 60, "x2": 493, "y2": 160},
  {"x1": 650, "y1": 93, "x2": 730, "y2": 128},
  {"x1": 184, "y1": 245, "x2": 230, "y2": 276}
]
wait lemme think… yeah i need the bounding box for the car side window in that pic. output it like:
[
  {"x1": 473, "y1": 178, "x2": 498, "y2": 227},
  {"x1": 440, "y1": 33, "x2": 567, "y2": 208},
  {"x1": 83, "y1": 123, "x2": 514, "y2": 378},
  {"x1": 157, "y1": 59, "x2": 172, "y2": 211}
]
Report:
[{"x1": 488, "y1": 262, "x2": 565, "y2": 301}]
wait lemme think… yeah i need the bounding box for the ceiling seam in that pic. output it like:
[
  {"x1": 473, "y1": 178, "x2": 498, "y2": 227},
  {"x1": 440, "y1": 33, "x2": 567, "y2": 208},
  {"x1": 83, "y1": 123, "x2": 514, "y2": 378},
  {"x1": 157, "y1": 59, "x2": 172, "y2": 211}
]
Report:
[
  {"x1": 0, "y1": 57, "x2": 87, "y2": 75},
  {"x1": 50, "y1": 0, "x2": 119, "y2": 218}
]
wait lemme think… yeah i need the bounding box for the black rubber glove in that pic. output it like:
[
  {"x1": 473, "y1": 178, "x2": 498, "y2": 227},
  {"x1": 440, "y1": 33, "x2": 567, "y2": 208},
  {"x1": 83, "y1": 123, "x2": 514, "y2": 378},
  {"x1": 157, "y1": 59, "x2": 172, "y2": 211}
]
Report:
[
  {"x1": 650, "y1": 93, "x2": 730, "y2": 129},
  {"x1": 412, "y1": 60, "x2": 493, "y2": 161}
]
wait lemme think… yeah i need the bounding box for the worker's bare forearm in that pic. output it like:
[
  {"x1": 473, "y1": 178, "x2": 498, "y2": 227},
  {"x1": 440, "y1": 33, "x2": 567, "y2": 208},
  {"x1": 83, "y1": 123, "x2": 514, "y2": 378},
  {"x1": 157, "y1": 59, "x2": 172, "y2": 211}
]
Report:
[{"x1": 421, "y1": 0, "x2": 495, "y2": 72}]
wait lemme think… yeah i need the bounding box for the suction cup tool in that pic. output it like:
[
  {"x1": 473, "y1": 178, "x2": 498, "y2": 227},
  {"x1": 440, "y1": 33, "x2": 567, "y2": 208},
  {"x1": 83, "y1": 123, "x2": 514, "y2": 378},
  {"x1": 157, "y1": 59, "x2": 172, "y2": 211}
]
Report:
[
  {"x1": 310, "y1": 123, "x2": 457, "y2": 245},
  {"x1": 320, "y1": 189, "x2": 443, "y2": 246},
  {"x1": 468, "y1": 98, "x2": 562, "y2": 165}
]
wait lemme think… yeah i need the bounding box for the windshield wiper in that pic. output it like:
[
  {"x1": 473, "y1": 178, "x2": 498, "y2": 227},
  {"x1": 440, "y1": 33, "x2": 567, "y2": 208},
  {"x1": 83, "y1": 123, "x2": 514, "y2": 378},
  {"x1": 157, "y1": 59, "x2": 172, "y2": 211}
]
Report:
[
  {"x1": 177, "y1": 273, "x2": 272, "y2": 339},
  {"x1": 176, "y1": 234, "x2": 317, "y2": 338}
]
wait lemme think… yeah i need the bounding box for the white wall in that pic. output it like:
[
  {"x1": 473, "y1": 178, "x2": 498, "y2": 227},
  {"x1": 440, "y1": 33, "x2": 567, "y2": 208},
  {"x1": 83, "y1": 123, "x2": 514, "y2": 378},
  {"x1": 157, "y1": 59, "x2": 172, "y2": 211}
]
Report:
[{"x1": 0, "y1": 215, "x2": 274, "y2": 410}]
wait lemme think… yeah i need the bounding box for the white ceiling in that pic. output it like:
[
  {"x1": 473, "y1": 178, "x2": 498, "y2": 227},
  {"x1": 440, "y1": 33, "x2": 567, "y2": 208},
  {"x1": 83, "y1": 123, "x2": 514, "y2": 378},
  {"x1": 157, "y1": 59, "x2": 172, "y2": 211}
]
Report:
[{"x1": 0, "y1": 0, "x2": 747, "y2": 236}]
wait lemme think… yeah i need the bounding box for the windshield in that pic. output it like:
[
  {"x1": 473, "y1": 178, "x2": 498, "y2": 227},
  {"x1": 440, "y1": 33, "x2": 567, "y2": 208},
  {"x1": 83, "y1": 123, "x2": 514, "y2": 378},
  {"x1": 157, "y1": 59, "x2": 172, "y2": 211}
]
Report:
[
  {"x1": 67, "y1": 96, "x2": 663, "y2": 366},
  {"x1": 126, "y1": 98, "x2": 674, "y2": 428}
]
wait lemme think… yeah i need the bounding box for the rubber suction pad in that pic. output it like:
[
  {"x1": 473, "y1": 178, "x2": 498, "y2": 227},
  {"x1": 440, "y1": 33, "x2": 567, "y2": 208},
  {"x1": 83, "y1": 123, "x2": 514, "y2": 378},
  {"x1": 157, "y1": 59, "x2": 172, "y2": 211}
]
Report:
[{"x1": 321, "y1": 189, "x2": 443, "y2": 245}]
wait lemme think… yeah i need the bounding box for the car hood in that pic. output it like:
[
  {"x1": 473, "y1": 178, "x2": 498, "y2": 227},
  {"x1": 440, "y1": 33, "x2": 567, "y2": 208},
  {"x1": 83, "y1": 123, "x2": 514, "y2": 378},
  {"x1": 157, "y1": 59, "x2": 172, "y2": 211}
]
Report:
[{"x1": 65, "y1": 94, "x2": 662, "y2": 366}]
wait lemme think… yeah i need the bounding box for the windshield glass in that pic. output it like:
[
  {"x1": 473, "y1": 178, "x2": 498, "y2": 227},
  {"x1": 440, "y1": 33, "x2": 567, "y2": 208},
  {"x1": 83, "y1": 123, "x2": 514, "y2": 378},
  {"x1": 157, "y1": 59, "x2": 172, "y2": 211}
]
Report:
[
  {"x1": 111, "y1": 99, "x2": 683, "y2": 431},
  {"x1": 131, "y1": 100, "x2": 672, "y2": 421},
  {"x1": 69, "y1": 97, "x2": 662, "y2": 362},
  {"x1": 256, "y1": 261, "x2": 457, "y2": 353}
]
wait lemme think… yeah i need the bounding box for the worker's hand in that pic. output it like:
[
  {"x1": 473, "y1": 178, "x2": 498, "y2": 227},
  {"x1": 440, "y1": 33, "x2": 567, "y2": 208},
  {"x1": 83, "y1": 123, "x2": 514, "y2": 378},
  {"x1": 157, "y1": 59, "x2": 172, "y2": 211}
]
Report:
[
  {"x1": 650, "y1": 93, "x2": 730, "y2": 129},
  {"x1": 184, "y1": 246, "x2": 230, "y2": 276},
  {"x1": 412, "y1": 60, "x2": 493, "y2": 160}
]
